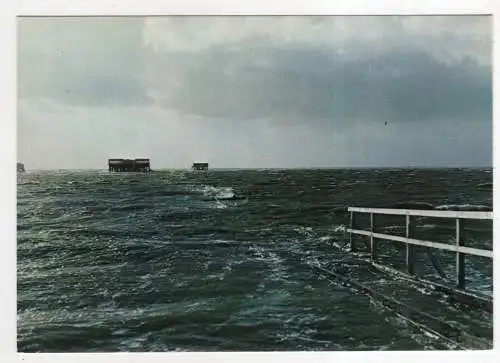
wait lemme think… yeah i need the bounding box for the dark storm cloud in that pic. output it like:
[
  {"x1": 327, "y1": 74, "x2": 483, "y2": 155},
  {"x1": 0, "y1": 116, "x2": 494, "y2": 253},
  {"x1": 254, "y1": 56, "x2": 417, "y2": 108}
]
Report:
[
  {"x1": 19, "y1": 16, "x2": 491, "y2": 124},
  {"x1": 146, "y1": 43, "x2": 491, "y2": 125}
]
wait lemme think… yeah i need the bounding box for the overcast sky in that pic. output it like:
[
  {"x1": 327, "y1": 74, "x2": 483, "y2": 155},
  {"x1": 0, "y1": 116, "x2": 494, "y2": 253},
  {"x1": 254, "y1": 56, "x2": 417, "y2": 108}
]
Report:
[{"x1": 17, "y1": 16, "x2": 492, "y2": 169}]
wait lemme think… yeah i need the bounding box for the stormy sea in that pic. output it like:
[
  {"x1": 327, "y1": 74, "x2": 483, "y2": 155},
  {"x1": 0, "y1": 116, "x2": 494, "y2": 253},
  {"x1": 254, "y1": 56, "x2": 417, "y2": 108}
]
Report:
[{"x1": 17, "y1": 168, "x2": 493, "y2": 352}]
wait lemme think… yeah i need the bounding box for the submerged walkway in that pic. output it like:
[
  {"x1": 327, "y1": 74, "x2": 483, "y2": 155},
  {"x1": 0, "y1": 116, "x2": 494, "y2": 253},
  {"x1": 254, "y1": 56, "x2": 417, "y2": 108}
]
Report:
[{"x1": 312, "y1": 207, "x2": 493, "y2": 349}]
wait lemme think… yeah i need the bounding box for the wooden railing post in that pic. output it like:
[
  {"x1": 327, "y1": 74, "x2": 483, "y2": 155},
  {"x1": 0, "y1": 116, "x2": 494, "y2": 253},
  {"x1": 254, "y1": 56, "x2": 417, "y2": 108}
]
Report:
[
  {"x1": 370, "y1": 213, "x2": 376, "y2": 262},
  {"x1": 456, "y1": 218, "x2": 465, "y2": 289},
  {"x1": 406, "y1": 214, "x2": 415, "y2": 275},
  {"x1": 350, "y1": 211, "x2": 356, "y2": 252}
]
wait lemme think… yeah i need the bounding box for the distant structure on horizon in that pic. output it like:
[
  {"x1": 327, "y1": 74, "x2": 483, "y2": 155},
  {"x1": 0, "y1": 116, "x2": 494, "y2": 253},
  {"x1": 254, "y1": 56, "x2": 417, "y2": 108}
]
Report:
[
  {"x1": 192, "y1": 162, "x2": 209, "y2": 171},
  {"x1": 108, "y1": 158, "x2": 151, "y2": 172},
  {"x1": 17, "y1": 162, "x2": 25, "y2": 172}
]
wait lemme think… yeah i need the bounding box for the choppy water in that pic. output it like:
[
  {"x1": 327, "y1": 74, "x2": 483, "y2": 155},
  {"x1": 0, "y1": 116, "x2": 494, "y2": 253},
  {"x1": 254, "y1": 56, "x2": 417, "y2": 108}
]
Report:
[{"x1": 17, "y1": 168, "x2": 493, "y2": 352}]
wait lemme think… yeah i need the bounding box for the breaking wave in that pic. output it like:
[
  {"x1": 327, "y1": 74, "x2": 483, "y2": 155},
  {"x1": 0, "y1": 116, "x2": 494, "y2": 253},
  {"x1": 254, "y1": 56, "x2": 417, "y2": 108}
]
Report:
[{"x1": 434, "y1": 204, "x2": 491, "y2": 211}]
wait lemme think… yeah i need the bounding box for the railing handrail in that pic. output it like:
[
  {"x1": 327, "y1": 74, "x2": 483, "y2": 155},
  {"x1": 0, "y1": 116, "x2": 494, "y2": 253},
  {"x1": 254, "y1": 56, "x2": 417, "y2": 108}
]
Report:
[
  {"x1": 347, "y1": 228, "x2": 492, "y2": 258},
  {"x1": 347, "y1": 207, "x2": 492, "y2": 220}
]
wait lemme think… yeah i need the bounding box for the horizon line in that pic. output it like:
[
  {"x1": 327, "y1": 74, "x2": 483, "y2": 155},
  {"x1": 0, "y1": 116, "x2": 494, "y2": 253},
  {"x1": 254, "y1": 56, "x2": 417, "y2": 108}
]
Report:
[{"x1": 18, "y1": 166, "x2": 493, "y2": 171}]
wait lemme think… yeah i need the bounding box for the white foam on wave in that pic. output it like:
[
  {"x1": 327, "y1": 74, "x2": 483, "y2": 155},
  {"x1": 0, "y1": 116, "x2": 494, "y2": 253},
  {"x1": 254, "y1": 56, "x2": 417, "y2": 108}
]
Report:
[
  {"x1": 248, "y1": 245, "x2": 290, "y2": 283},
  {"x1": 206, "y1": 244, "x2": 247, "y2": 281},
  {"x1": 420, "y1": 224, "x2": 438, "y2": 229},
  {"x1": 319, "y1": 235, "x2": 333, "y2": 242},
  {"x1": 333, "y1": 224, "x2": 347, "y2": 233},
  {"x1": 335, "y1": 242, "x2": 350, "y2": 252},
  {"x1": 212, "y1": 200, "x2": 228, "y2": 209},
  {"x1": 435, "y1": 204, "x2": 490, "y2": 211},
  {"x1": 293, "y1": 226, "x2": 314, "y2": 239},
  {"x1": 294, "y1": 226, "x2": 313, "y2": 233},
  {"x1": 200, "y1": 185, "x2": 235, "y2": 199}
]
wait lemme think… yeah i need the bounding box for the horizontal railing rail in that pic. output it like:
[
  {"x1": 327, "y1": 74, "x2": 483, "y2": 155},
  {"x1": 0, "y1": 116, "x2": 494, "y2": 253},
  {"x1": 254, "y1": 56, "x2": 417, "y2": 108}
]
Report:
[
  {"x1": 348, "y1": 229, "x2": 492, "y2": 258},
  {"x1": 347, "y1": 207, "x2": 493, "y2": 291},
  {"x1": 348, "y1": 207, "x2": 492, "y2": 220}
]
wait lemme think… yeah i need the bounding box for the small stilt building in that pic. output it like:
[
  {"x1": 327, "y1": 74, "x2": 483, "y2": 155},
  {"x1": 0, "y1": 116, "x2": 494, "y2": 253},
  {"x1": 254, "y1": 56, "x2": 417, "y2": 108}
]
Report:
[
  {"x1": 17, "y1": 162, "x2": 25, "y2": 172},
  {"x1": 192, "y1": 162, "x2": 208, "y2": 171},
  {"x1": 108, "y1": 158, "x2": 151, "y2": 172}
]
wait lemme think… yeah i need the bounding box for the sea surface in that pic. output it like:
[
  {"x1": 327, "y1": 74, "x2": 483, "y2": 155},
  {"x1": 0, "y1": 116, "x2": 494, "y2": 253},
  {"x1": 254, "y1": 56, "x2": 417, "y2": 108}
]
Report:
[{"x1": 17, "y1": 168, "x2": 493, "y2": 352}]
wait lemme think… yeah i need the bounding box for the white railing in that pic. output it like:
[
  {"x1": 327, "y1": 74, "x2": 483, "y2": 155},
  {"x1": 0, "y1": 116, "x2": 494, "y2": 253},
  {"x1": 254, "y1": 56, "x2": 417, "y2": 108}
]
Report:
[{"x1": 347, "y1": 207, "x2": 493, "y2": 290}]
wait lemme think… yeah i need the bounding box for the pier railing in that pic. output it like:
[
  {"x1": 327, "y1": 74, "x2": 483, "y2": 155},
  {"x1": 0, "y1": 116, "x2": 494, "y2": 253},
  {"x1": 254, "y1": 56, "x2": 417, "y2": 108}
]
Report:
[{"x1": 347, "y1": 207, "x2": 493, "y2": 290}]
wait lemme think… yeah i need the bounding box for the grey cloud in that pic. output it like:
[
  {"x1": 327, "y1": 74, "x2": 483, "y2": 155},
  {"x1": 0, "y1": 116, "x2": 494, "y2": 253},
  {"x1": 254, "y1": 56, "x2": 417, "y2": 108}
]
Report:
[
  {"x1": 146, "y1": 43, "x2": 491, "y2": 125},
  {"x1": 18, "y1": 17, "x2": 149, "y2": 106},
  {"x1": 19, "y1": 15, "x2": 491, "y2": 120}
]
